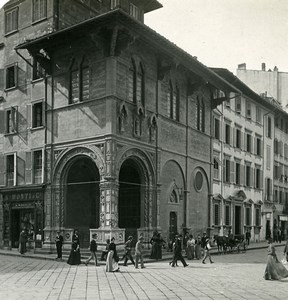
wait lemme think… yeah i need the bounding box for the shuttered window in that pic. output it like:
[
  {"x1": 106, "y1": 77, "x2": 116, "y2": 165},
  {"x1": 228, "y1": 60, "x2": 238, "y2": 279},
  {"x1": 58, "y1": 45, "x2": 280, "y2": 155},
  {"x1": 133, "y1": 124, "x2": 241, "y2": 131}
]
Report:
[
  {"x1": 33, "y1": 150, "x2": 43, "y2": 184},
  {"x1": 5, "y1": 7, "x2": 18, "y2": 34},
  {"x1": 33, "y1": 0, "x2": 47, "y2": 22}
]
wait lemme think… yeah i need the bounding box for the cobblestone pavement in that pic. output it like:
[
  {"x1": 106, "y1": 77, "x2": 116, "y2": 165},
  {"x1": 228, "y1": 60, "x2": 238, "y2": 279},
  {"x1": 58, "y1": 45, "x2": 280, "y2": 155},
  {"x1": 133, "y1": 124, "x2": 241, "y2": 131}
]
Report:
[{"x1": 1, "y1": 246, "x2": 288, "y2": 300}]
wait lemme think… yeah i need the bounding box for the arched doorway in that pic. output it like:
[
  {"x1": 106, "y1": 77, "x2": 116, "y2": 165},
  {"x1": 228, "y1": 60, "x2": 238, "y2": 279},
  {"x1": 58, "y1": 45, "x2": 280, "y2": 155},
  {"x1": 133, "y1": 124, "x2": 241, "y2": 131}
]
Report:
[
  {"x1": 119, "y1": 159, "x2": 141, "y2": 241},
  {"x1": 65, "y1": 157, "x2": 100, "y2": 247}
]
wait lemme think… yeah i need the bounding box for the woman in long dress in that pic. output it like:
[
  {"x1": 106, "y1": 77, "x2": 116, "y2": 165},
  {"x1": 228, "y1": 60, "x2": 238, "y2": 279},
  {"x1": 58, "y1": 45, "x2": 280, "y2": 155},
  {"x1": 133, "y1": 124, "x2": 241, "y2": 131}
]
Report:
[
  {"x1": 67, "y1": 229, "x2": 81, "y2": 265},
  {"x1": 105, "y1": 237, "x2": 120, "y2": 272},
  {"x1": 149, "y1": 231, "x2": 158, "y2": 259},
  {"x1": 195, "y1": 234, "x2": 202, "y2": 260},
  {"x1": 264, "y1": 239, "x2": 288, "y2": 280},
  {"x1": 186, "y1": 234, "x2": 195, "y2": 260}
]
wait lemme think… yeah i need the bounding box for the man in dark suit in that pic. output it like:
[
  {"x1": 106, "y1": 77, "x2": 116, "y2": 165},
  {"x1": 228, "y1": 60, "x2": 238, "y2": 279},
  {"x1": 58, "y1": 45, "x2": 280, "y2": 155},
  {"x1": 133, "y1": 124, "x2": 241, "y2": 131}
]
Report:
[
  {"x1": 55, "y1": 230, "x2": 64, "y2": 260},
  {"x1": 123, "y1": 236, "x2": 135, "y2": 266},
  {"x1": 171, "y1": 234, "x2": 188, "y2": 267}
]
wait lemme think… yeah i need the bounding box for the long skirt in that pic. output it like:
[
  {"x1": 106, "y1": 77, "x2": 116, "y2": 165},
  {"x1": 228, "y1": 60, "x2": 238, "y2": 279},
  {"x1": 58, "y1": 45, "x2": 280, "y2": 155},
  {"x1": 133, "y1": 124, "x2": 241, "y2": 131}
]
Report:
[
  {"x1": 264, "y1": 255, "x2": 288, "y2": 280},
  {"x1": 67, "y1": 249, "x2": 81, "y2": 265},
  {"x1": 186, "y1": 245, "x2": 195, "y2": 260},
  {"x1": 195, "y1": 244, "x2": 201, "y2": 259},
  {"x1": 105, "y1": 250, "x2": 119, "y2": 272}
]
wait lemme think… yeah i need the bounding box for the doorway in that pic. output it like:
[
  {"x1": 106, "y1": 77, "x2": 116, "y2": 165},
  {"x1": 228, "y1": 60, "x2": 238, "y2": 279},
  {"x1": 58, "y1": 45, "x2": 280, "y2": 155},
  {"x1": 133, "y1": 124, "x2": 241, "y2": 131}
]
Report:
[
  {"x1": 65, "y1": 157, "x2": 100, "y2": 247},
  {"x1": 234, "y1": 206, "x2": 241, "y2": 235},
  {"x1": 118, "y1": 159, "x2": 141, "y2": 241}
]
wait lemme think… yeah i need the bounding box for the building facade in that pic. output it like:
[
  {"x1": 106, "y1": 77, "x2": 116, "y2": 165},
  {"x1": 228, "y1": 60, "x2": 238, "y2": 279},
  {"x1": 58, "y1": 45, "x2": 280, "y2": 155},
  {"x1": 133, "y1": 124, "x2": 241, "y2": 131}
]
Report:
[{"x1": 0, "y1": 0, "x2": 237, "y2": 251}]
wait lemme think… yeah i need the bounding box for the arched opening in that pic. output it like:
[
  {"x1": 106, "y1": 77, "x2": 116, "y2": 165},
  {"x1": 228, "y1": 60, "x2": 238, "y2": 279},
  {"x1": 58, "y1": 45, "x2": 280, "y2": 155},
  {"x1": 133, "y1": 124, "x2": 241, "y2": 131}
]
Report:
[
  {"x1": 65, "y1": 157, "x2": 100, "y2": 247},
  {"x1": 118, "y1": 159, "x2": 141, "y2": 240}
]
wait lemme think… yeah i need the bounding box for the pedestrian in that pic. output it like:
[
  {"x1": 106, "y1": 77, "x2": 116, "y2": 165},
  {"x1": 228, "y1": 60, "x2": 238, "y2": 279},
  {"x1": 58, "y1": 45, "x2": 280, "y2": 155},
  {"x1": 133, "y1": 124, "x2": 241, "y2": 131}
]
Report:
[
  {"x1": 67, "y1": 229, "x2": 81, "y2": 265},
  {"x1": 123, "y1": 236, "x2": 135, "y2": 266},
  {"x1": 85, "y1": 233, "x2": 98, "y2": 266},
  {"x1": 106, "y1": 237, "x2": 120, "y2": 272},
  {"x1": 264, "y1": 238, "x2": 288, "y2": 280},
  {"x1": 245, "y1": 229, "x2": 251, "y2": 247},
  {"x1": 19, "y1": 229, "x2": 28, "y2": 255},
  {"x1": 149, "y1": 231, "x2": 158, "y2": 259},
  {"x1": 101, "y1": 239, "x2": 110, "y2": 261},
  {"x1": 202, "y1": 234, "x2": 214, "y2": 264},
  {"x1": 171, "y1": 234, "x2": 188, "y2": 267},
  {"x1": 195, "y1": 234, "x2": 202, "y2": 259},
  {"x1": 186, "y1": 234, "x2": 195, "y2": 260},
  {"x1": 283, "y1": 239, "x2": 288, "y2": 262},
  {"x1": 169, "y1": 236, "x2": 178, "y2": 266},
  {"x1": 55, "y1": 230, "x2": 63, "y2": 260},
  {"x1": 135, "y1": 236, "x2": 145, "y2": 269},
  {"x1": 277, "y1": 228, "x2": 282, "y2": 243}
]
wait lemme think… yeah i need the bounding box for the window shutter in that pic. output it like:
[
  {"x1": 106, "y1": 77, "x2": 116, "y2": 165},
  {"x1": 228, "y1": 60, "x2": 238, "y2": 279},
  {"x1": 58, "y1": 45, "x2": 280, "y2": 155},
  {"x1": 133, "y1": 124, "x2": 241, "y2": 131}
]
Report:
[
  {"x1": 0, "y1": 68, "x2": 4, "y2": 90},
  {"x1": 25, "y1": 151, "x2": 32, "y2": 184},
  {"x1": 230, "y1": 125, "x2": 233, "y2": 146},
  {"x1": 223, "y1": 159, "x2": 226, "y2": 182},
  {"x1": 17, "y1": 152, "x2": 25, "y2": 185},
  {"x1": 250, "y1": 166, "x2": 254, "y2": 187},
  {"x1": 233, "y1": 127, "x2": 236, "y2": 147},
  {"x1": 0, "y1": 154, "x2": 5, "y2": 186},
  {"x1": 244, "y1": 133, "x2": 247, "y2": 151},
  {"x1": 240, "y1": 164, "x2": 244, "y2": 185},
  {"x1": 26, "y1": 58, "x2": 32, "y2": 81},
  {"x1": 42, "y1": 101, "x2": 46, "y2": 126},
  {"x1": 254, "y1": 137, "x2": 257, "y2": 155},
  {"x1": 13, "y1": 153, "x2": 17, "y2": 186},
  {"x1": 0, "y1": 110, "x2": 5, "y2": 134},
  {"x1": 230, "y1": 160, "x2": 235, "y2": 184},
  {"x1": 12, "y1": 106, "x2": 18, "y2": 132},
  {"x1": 41, "y1": 148, "x2": 45, "y2": 183},
  {"x1": 26, "y1": 104, "x2": 32, "y2": 129}
]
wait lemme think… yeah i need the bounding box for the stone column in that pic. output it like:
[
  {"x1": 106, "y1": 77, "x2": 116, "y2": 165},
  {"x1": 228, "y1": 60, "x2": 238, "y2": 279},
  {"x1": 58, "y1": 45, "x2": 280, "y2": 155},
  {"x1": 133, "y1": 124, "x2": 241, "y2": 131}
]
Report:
[{"x1": 92, "y1": 179, "x2": 125, "y2": 247}]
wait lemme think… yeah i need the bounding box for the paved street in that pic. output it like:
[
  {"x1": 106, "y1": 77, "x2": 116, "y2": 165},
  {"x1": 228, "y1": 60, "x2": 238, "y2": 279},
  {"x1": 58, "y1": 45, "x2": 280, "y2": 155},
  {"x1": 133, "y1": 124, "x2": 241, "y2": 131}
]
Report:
[{"x1": 0, "y1": 246, "x2": 288, "y2": 300}]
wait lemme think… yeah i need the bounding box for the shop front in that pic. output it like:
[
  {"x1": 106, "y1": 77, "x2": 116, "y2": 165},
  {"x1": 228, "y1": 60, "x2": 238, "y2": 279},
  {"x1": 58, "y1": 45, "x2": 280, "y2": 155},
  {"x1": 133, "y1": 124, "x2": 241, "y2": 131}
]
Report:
[{"x1": 1, "y1": 188, "x2": 44, "y2": 249}]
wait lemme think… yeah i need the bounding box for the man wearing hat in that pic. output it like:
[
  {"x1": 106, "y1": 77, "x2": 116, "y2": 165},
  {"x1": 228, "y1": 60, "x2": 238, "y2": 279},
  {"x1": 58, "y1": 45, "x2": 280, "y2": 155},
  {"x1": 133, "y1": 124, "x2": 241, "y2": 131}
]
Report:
[
  {"x1": 171, "y1": 234, "x2": 188, "y2": 267},
  {"x1": 135, "y1": 236, "x2": 145, "y2": 269},
  {"x1": 123, "y1": 236, "x2": 135, "y2": 266},
  {"x1": 85, "y1": 233, "x2": 99, "y2": 266},
  {"x1": 55, "y1": 230, "x2": 63, "y2": 260}
]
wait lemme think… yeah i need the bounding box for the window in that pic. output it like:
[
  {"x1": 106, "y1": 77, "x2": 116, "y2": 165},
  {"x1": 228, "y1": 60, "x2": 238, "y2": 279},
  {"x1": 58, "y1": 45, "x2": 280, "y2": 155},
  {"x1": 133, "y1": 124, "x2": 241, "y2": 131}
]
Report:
[
  {"x1": 129, "y1": 59, "x2": 137, "y2": 103},
  {"x1": 214, "y1": 118, "x2": 220, "y2": 140},
  {"x1": 214, "y1": 158, "x2": 219, "y2": 179},
  {"x1": 255, "y1": 207, "x2": 261, "y2": 226},
  {"x1": 5, "y1": 7, "x2": 18, "y2": 34},
  {"x1": 245, "y1": 206, "x2": 251, "y2": 226},
  {"x1": 167, "y1": 81, "x2": 179, "y2": 121},
  {"x1": 235, "y1": 128, "x2": 241, "y2": 149},
  {"x1": 275, "y1": 189, "x2": 278, "y2": 202},
  {"x1": 6, "y1": 65, "x2": 17, "y2": 89},
  {"x1": 69, "y1": 60, "x2": 90, "y2": 104},
  {"x1": 197, "y1": 96, "x2": 205, "y2": 132},
  {"x1": 267, "y1": 117, "x2": 272, "y2": 138},
  {"x1": 246, "y1": 133, "x2": 252, "y2": 153},
  {"x1": 256, "y1": 107, "x2": 261, "y2": 124},
  {"x1": 225, "y1": 204, "x2": 230, "y2": 226},
  {"x1": 32, "y1": 102, "x2": 44, "y2": 128},
  {"x1": 130, "y1": 3, "x2": 140, "y2": 20},
  {"x1": 138, "y1": 63, "x2": 145, "y2": 107},
  {"x1": 266, "y1": 146, "x2": 271, "y2": 170},
  {"x1": 235, "y1": 95, "x2": 241, "y2": 114},
  {"x1": 33, "y1": 0, "x2": 47, "y2": 23},
  {"x1": 266, "y1": 178, "x2": 272, "y2": 200},
  {"x1": 255, "y1": 136, "x2": 262, "y2": 156},
  {"x1": 32, "y1": 58, "x2": 43, "y2": 81},
  {"x1": 246, "y1": 101, "x2": 251, "y2": 119},
  {"x1": 111, "y1": 0, "x2": 120, "y2": 9},
  {"x1": 255, "y1": 167, "x2": 261, "y2": 189},
  {"x1": 235, "y1": 161, "x2": 241, "y2": 185},
  {"x1": 214, "y1": 203, "x2": 220, "y2": 226},
  {"x1": 225, "y1": 99, "x2": 230, "y2": 108},
  {"x1": 224, "y1": 157, "x2": 230, "y2": 183},
  {"x1": 6, "y1": 154, "x2": 16, "y2": 186},
  {"x1": 225, "y1": 123, "x2": 231, "y2": 145},
  {"x1": 245, "y1": 164, "x2": 251, "y2": 186},
  {"x1": 279, "y1": 190, "x2": 283, "y2": 204},
  {"x1": 274, "y1": 139, "x2": 278, "y2": 155},
  {"x1": 33, "y1": 150, "x2": 43, "y2": 184},
  {"x1": 5, "y1": 107, "x2": 18, "y2": 134}
]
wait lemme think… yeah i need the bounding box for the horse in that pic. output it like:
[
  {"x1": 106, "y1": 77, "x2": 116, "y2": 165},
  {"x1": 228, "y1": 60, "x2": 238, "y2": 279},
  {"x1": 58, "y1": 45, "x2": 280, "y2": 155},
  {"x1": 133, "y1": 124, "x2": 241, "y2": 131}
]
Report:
[{"x1": 213, "y1": 235, "x2": 228, "y2": 254}]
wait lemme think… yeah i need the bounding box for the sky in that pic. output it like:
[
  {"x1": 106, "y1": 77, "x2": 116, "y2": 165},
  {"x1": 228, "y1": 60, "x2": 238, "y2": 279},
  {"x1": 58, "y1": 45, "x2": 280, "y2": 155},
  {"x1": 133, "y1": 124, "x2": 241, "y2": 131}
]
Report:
[{"x1": 1, "y1": 0, "x2": 288, "y2": 74}]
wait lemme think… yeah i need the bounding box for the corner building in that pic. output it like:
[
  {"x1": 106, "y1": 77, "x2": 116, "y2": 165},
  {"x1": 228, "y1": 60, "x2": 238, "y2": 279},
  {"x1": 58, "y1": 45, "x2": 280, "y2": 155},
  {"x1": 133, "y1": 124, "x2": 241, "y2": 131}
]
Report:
[{"x1": 0, "y1": 0, "x2": 237, "y2": 251}]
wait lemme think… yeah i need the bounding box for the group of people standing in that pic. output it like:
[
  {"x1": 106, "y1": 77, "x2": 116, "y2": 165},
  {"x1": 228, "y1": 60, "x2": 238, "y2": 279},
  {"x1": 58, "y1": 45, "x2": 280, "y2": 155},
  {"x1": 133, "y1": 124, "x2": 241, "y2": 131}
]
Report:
[{"x1": 184, "y1": 232, "x2": 214, "y2": 264}]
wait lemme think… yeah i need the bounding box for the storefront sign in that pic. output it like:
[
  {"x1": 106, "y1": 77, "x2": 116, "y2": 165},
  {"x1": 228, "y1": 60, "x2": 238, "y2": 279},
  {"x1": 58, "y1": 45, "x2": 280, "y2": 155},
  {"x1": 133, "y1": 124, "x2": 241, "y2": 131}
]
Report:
[{"x1": 2, "y1": 191, "x2": 43, "y2": 202}]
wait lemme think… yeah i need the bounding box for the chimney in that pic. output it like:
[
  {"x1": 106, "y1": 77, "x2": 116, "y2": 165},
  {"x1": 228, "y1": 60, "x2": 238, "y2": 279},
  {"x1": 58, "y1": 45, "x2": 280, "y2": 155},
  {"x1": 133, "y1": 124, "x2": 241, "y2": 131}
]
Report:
[
  {"x1": 262, "y1": 63, "x2": 266, "y2": 71},
  {"x1": 274, "y1": 66, "x2": 278, "y2": 72},
  {"x1": 238, "y1": 63, "x2": 246, "y2": 70}
]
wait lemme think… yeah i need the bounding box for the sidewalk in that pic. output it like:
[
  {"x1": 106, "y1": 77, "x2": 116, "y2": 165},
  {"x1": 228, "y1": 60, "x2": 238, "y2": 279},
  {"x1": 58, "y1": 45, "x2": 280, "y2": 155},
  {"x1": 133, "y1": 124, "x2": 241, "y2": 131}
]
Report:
[{"x1": 0, "y1": 240, "x2": 286, "y2": 265}]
